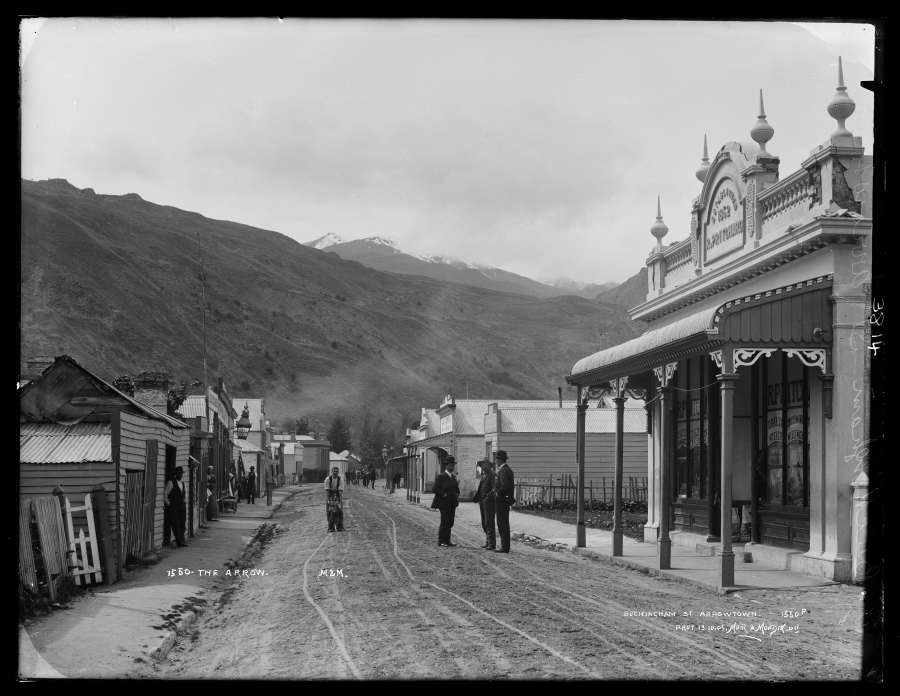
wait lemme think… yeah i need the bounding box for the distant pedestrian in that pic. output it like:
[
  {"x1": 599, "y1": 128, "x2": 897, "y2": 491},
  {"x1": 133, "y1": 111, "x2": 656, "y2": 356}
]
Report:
[
  {"x1": 472, "y1": 459, "x2": 496, "y2": 550},
  {"x1": 431, "y1": 457, "x2": 460, "y2": 547},
  {"x1": 164, "y1": 466, "x2": 188, "y2": 547},
  {"x1": 247, "y1": 466, "x2": 256, "y2": 504},
  {"x1": 206, "y1": 465, "x2": 218, "y2": 520},
  {"x1": 493, "y1": 451, "x2": 515, "y2": 553},
  {"x1": 324, "y1": 466, "x2": 344, "y2": 532},
  {"x1": 394, "y1": 472, "x2": 402, "y2": 490}
]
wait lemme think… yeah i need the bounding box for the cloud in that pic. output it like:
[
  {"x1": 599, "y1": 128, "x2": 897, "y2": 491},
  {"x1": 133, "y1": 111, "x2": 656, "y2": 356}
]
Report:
[{"x1": 22, "y1": 19, "x2": 875, "y2": 285}]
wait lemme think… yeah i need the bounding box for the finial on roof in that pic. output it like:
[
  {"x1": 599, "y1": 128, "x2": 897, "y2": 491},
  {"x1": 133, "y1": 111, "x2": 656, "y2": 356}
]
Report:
[
  {"x1": 695, "y1": 134, "x2": 711, "y2": 182},
  {"x1": 750, "y1": 89, "x2": 774, "y2": 154},
  {"x1": 827, "y1": 56, "x2": 856, "y2": 138},
  {"x1": 650, "y1": 196, "x2": 669, "y2": 247}
]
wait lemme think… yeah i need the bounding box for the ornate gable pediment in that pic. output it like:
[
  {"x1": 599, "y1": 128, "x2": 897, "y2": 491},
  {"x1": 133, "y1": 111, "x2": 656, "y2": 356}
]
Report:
[{"x1": 696, "y1": 143, "x2": 755, "y2": 267}]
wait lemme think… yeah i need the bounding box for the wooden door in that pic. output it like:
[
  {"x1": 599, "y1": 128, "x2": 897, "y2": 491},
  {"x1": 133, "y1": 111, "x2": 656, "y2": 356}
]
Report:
[
  {"x1": 142, "y1": 440, "x2": 158, "y2": 552},
  {"x1": 123, "y1": 472, "x2": 143, "y2": 559}
]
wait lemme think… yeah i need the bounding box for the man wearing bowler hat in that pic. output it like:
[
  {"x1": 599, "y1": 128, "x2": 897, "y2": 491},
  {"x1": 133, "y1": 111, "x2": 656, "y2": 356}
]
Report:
[
  {"x1": 472, "y1": 458, "x2": 496, "y2": 550},
  {"x1": 164, "y1": 466, "x2": 188, "y2": 548},
  {"x1": 493, "y1": 451, "x2": 515, "y2": 553},
  {"x1": 431, "y1": 456, "x2": 460, "y2": 547}
]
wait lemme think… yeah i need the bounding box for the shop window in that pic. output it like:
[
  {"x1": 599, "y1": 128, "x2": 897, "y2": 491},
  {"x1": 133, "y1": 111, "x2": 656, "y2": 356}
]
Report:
[
  {"x1": 675, "y1": 360, "x2": 688, "y2": 498},
  {"x1": 690, "y1": 356, "x2": 703, "y2": 498},
  {"x1": 765, "y1": 353, "x2": 809, "y2": 507}
]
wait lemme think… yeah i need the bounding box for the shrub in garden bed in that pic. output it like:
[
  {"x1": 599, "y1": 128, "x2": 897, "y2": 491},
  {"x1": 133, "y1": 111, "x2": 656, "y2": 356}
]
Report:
[{"x1": 518, "y1": 499, "x2": 648, "y2": 514}]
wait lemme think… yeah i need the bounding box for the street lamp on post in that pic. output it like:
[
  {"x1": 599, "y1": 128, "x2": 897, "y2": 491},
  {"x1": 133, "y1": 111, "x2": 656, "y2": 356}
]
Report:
[{"x1": 236, "y1": 403, "x2": 252, "y2": 441}]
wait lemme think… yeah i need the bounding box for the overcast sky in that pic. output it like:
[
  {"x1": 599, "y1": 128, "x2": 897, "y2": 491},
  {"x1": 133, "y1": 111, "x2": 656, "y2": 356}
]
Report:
[{"x1": 21, "y1": 19, "x2": 874, "y2": 285}]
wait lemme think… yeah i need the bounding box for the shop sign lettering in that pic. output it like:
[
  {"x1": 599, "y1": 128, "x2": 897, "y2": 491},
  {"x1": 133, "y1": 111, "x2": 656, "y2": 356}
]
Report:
[{"x1": 704, "y1": 181, "x2": 744, "y2": 262}]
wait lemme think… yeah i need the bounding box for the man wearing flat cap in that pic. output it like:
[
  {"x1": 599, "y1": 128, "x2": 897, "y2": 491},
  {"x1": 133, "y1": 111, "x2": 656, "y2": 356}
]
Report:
[
  {"x1": 431, "y1": 456, "x2": 460, "y2": 547},
  {"x1": 472, "y1": 459, "x2": 496, "y2": 550},
  {"x1": 164, "y1": 466, "x2": 188, "y2": 548},
  {"x1": 492, "y1": 451, "x2": 515, "y2": 553}
]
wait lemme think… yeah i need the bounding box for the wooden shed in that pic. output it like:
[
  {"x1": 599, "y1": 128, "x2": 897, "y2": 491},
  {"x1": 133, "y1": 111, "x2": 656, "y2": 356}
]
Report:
[
  {"x1": 484, "y1": 405, "x2": 648, "y2": 490},
  {"x1": 19, "y1": 356, "x2": 190, "y2": 577}
]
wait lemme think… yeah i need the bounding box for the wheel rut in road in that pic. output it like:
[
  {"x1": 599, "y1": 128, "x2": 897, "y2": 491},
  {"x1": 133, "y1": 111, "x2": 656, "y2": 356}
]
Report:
[{"x1": 137, "y1": 486, "x2": 862, "y2": 681}]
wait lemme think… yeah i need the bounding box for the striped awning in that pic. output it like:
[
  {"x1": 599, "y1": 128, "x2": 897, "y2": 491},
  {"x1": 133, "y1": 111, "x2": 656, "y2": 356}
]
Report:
[
  {"x1": 20, "y1": 422, "x2": 112, "y2": 464},
  {"x1": 570, "y1": 305, "x2": 721, "y2": 381},
  {"x1": 569, "y1": 275, "x2": 833, "y2": 384}
]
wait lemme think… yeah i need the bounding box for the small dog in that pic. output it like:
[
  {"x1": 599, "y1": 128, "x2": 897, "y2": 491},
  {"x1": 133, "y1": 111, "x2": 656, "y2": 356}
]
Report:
[{"x1": 327, "y1": 498, "x2": 344, "y2": 531}]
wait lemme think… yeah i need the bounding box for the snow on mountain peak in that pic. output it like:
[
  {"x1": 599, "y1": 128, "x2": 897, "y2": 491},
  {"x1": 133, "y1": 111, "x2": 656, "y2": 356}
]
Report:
[
  {"x1": 365, "y1": 236, "x2": 400, "y2": 249},
  {"x1": 306, "y1": 232, "x2": 347, "y2": 249}
]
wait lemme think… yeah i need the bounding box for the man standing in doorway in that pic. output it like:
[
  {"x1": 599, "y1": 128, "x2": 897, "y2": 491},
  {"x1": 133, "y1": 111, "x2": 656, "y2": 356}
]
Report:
[
  {"x1": 472, "y1": 459, "x2": 496, "y2": 550},
  {"x1": 247, "y1": 466, "x2": 256, "y2": 504},
  {"x1": 493, "y1": 451, "x2": 514, "y2": 553},
  {"x1": 431, "y1": 457, "x2": 460, "y2": 547},
  {"x1": 324, "y1": 466, "x2": 344, "y2": 532},
  {"x1": 164, "y1": 466, "x2": 188, "y2": 548}
]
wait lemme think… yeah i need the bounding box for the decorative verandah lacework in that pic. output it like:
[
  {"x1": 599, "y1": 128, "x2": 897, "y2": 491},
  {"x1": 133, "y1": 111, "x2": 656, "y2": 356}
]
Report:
[{"x1": 709, "y1": 348, "x2": 826, "y2": 373}]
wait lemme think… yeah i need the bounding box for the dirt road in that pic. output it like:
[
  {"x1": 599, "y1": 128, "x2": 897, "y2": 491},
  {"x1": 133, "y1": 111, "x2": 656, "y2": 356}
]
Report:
[{"x1": 133, "y1": 485, "x2": 862, "y2": 680}]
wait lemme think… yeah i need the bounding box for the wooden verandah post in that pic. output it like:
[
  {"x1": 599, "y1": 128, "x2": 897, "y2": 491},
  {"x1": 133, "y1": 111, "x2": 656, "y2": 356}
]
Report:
[
  {"x1": 612, "y1": 384, "x2": 627, "y2": 557},
  {"x1": 575, "y1": 386, "x2": 587, "y2": 548},
  {"x1": 717, "y1": 347, "x2": 738, "y2": 588}
]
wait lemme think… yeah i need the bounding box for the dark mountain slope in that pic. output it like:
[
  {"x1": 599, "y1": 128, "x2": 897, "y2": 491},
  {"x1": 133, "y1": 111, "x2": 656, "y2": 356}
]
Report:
[{"x1": 21, "y1": 179, "x2": 644, "y2": 430}]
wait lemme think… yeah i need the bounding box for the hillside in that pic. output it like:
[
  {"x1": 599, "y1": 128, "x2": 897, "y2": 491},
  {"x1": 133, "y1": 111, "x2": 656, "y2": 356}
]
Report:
[
  {"x1": 20, "y1": 178, "x2": 645, "y2": 433},
  {"x1": 306, "y1": 235, "x2": 618, "y2": 300},
  {"x1": 596, "y1": 267, "x2": 648, "y2": 312}
]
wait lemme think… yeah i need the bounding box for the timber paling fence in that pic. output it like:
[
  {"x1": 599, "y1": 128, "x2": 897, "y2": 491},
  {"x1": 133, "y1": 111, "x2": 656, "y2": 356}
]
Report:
[
  {"x1": 20, "y1": 487, "x2": 116, "y2": 603},
  {"x1": 515, "y1": 475, "x2": 648, "y2": 507},
  {"x1": 21, "y1": 497, "x2": 73, "y2": 601}
]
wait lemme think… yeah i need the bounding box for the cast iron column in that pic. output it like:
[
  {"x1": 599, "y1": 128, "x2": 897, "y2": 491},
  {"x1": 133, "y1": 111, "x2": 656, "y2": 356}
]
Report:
[
  {"x1": 718, "y1": 348, "x2": 738, "y2": 588},
  {"x1": 658, "y1": 385, "x2": 672, "y2": 569},
  {"x1": 576, "y1": 391, "x2": 588, "y2": 548},
  {"x1": 612, "y1": 394, "x2": 626, "y2": 556},
  {"x1": 750, "y1": 361, "x2": 761, "y2": 544}
]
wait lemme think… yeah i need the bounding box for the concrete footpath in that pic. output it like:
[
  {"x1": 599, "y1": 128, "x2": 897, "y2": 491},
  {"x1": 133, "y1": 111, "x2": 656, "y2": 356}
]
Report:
[
  {"x1": 18, "y1": 486, "x2": 298, "y2": 679},
  {"x1": 412, "y1": 492, "x2": 840, "y2": 595}
]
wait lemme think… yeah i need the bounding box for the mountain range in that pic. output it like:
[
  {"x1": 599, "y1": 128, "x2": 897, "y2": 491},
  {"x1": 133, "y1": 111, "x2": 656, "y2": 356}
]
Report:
[
  {"x1": 20, "y1": 178, "x2": 646, "y2": 435},
  {"x1": 305, "y1": 233, "x2": 619, "y2": 300}
]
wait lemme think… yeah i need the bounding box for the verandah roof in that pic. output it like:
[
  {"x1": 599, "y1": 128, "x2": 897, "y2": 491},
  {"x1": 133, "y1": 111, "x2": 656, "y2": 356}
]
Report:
[{"x1": 568, "y1": 274, "x2": 833, "y2": 384}]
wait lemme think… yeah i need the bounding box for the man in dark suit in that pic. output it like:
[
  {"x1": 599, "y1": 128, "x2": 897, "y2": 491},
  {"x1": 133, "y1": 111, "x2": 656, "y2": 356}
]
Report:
[
  {"x1": 247, "y1": 466, "x2": 256, "y2": 504},
  {"x1": 472, "y1": 459, "x2": 496, "y2": 550},
  {"x1": 431, "y1": 457, "x2": 460, "y2": 547},
  {"x1": 493, "y1": 451, "x2": 515, "y2": 553},
  {"x1": 164, "y1": 466, "x2": 188, "y2": 548}
]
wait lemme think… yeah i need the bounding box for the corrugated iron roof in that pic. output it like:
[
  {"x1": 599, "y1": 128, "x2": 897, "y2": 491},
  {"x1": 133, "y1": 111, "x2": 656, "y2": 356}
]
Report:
[
  {"x1": 20, "y1": 422, "x2": 112, "y2": 464},
  {"x1": 17, "y1": 355, "x2": 189, "y2": 429},
  {"x1": 499, "y1": 408, "x2": 646, "y2": 434},
  {"x1": 570, "y1": 305, "x2": 720, "y2": 377},
  {"x1": 232, "y1": 438, "x2": 265, "y2": 454},
  {"x1": 177, "y1": 395, "x2": 206, "y2": 419}
]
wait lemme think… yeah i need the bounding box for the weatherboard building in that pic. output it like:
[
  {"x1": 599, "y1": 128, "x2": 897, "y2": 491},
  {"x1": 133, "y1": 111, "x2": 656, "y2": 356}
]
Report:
[{"x1": 567, "y1": 61, "x2": 872, "y2": 586}]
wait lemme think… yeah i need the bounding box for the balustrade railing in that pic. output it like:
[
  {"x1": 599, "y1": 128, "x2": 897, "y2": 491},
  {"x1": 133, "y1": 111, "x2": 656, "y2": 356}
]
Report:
[
  {"x1": 663, "y1": 238, "x2": 692, "y2": 273},
  {"x1": 759, "y1": 169, "x2": 814, "y2": 226}
]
